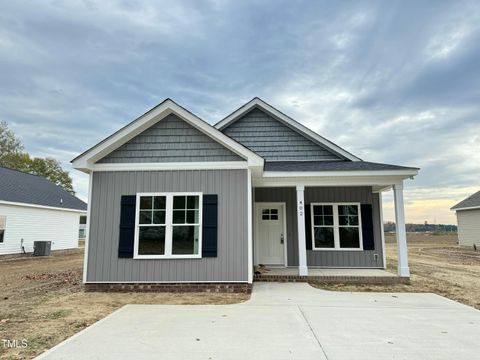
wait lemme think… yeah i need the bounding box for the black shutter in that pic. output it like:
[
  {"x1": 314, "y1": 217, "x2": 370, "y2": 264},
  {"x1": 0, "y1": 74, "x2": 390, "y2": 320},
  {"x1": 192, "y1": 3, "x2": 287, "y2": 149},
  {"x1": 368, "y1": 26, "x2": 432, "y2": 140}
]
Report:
[
  {"x1": 361, "y1": 204, "x2": 375, "y2": 250},
  {"x1": 202, "y1": 194, "x2": 218, "y2": 257},
  {"x1": 118, "y1": 195, "x2": 136, "y2": 258},
  {"x1": 305, "y1": 203, "x2": 312, "y2": 250}
]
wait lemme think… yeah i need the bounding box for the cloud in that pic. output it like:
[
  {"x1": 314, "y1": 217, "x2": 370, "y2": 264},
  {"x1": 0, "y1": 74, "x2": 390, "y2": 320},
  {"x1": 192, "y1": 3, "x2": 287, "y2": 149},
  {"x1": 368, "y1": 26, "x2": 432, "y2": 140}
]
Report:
[{"x1": 0, "y1": 0, "x2": 479, "y2": 224}]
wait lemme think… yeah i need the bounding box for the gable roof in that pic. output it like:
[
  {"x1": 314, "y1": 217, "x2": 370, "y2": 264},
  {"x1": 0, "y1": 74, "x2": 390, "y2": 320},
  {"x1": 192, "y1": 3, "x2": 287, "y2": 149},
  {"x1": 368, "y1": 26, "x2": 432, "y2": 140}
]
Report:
[
  {"x1": 0, "y1": 167, "x2": 87, "y2": 212},
  {"x1": 72, "y1": 99, "x2": 264, "y2": 172},
  {"x1": 221, "y1": 107, "x2": 344, "y2": 161},
  {"x1": 451, "y1": 190, "x2": 480, "y2": 211},
  {"x1": 96, "y1": 113, "x2": 244, "y2": 163},
  {"x1": 215, "y1": 97, "x2": 361, "y2": 162}
]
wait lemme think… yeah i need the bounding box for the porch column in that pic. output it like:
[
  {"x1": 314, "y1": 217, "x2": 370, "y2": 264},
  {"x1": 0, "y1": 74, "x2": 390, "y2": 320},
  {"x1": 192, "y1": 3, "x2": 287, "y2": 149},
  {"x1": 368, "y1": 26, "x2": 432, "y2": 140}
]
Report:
[
  {"x1": 296, "y1": 185, "x2": 308, "y2": 276},
  {"x1": 393, "y1": 181, "x2": 410, "y2": 277}
]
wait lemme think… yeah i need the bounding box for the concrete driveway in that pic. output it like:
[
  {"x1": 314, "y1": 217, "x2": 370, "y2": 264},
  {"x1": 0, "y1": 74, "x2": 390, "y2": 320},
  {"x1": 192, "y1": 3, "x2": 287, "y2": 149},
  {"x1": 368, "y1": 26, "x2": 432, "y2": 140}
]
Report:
[{"x1": 37, "y1": 283, "x2": 480, "y2": 360}]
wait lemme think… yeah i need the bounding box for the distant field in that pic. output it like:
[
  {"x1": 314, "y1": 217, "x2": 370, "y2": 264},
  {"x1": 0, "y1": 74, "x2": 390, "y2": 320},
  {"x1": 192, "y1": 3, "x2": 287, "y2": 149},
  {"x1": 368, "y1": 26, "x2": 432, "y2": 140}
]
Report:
[
  {"x1": 386, "y1": 232, "x2": 480, "y2": 309},
  {"x1": 385, "y1": 232, "x2": 458, "y2": 243}
]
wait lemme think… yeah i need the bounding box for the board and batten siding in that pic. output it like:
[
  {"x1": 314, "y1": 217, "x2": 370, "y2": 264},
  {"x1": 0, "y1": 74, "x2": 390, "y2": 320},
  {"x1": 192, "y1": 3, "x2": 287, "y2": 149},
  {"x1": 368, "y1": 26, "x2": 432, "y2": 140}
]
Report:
[
  {"x1": 98, "y1": 114, "x2": 244, "y2": 163},
  {"x1": 222, "y1": 108, "x2": 343, "y2": 161},
  {"x1": 254, "y1": 186, "x2": 384, "y2": 268},
  {"x1": 87, "y1": 169, "x2": 248, "y2": 282},
  {"x1": 456, "y1": 209, "x2": 480, "y2": 247},
  {"x1": 0, "y1": 203, "x2": 81, "y2": 255}
]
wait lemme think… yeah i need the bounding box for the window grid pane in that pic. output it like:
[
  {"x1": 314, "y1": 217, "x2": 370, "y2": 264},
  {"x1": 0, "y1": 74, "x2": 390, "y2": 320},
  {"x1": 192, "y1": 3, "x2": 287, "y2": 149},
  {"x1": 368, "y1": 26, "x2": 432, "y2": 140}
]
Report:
[
  {"x1": 138, "y1": 226, "x2": 166, "y2": 255},
  {"x1": 140, "y1": 196, "x2": 152, "y2": 210},
  {"x1": 339, "y1": 227, "x2": 360, "y2": 248},
  {"x1": 261, "y1": 208, "x2": 280, "y2": 221},
  {"x1": 172, "y1": 225, "x2": 200, "y2": 255},
  {"x1": 154, "y1": 196, "x2": 166, "y2": 210}
]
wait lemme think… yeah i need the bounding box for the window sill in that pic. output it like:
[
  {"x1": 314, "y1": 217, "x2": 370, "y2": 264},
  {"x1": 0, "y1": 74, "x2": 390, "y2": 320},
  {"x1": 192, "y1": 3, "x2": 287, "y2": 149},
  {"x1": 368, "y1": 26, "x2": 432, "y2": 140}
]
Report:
[{"x1": 133, "y1": 255, "x2": 202, "y2": 260}]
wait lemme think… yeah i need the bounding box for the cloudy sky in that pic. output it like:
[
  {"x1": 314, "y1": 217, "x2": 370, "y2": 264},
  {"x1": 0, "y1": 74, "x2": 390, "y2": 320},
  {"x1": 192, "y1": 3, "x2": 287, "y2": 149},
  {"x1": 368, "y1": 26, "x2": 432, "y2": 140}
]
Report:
[{"x1": 1, "y1": 0, "x2": 479, "y2": 224}]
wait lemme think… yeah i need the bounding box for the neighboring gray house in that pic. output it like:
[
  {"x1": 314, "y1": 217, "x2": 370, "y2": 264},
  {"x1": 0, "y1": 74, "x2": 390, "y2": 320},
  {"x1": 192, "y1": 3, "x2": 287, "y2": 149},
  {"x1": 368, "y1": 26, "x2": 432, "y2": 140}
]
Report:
[
  {"x1": 72, "y1": 98, "x2": 418, "y2": 291},
  {"x1": 0, "y1": 167, "x2": 87, "y2": 255},
  {"x1": 451, "y1": 191, "x2": 480, "y2": 247}
]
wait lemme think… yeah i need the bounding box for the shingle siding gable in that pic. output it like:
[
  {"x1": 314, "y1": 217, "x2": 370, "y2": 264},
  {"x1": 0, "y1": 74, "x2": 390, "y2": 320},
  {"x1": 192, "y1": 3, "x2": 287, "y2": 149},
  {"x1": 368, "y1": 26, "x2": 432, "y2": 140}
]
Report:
[
  {"x1": 97, "y1": 114, "x2": 244, "y2": 163},
  {"x1": 222, "y1": 108, "x2": 343, "y2": 161}
]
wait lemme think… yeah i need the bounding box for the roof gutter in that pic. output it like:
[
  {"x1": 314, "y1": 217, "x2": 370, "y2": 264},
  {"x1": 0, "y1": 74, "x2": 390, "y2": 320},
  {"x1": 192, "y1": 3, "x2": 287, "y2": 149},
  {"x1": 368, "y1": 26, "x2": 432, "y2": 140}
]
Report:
[
  {"x1": 0, "y1": 200, "x2": 87, "y2": 213},
  {"x1": 262, "y1": 169, "x2": 419, "y2": 178},
  {"x1": 450, "y1": 205, "x2": 480, "y2": 212}
]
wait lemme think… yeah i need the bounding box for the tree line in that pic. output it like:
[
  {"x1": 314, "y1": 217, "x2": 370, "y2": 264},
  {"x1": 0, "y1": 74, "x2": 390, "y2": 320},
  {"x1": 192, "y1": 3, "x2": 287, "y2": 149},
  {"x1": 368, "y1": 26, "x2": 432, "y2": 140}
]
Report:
[
  {"x1": 0, "y1": 121, "x2": 74, "y2": 194},
  {"x1": 384, "y1": 221, "x2": 457, "y2": 233}
]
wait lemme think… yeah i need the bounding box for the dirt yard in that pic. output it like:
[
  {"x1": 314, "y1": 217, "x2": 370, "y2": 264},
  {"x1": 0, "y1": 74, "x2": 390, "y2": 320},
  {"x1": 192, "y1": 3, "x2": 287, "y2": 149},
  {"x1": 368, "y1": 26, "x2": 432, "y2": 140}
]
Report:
[
  {"x1": 1, "y1": 233, "x2": 479, "y2": 359},
  {"x1": 315, "y1": 233, "x2": 480, "y2": 310},
  {"x1": 0, "y1": 250, "x2": 249, "y2": 360}
]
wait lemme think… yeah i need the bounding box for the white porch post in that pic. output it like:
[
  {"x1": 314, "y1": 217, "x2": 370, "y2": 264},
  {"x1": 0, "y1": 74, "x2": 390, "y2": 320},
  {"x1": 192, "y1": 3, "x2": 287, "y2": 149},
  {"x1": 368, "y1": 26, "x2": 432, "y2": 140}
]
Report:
[
  {"x1": 393, "y1": 181, "x2": 410, "y2": 277},
  {"x1": 296, "y1": 185, "x2": 308, "y2": 276}
]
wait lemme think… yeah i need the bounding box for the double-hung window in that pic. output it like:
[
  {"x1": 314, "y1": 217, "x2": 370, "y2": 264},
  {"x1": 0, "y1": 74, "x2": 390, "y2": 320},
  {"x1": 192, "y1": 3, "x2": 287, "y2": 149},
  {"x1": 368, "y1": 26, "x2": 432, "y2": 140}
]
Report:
[
  {"x1": 311, "y1": 203, "x2": 362, "y2": 250},
  {"x1": 134, "y1": 193, "x2": 202, "y2": 259}
]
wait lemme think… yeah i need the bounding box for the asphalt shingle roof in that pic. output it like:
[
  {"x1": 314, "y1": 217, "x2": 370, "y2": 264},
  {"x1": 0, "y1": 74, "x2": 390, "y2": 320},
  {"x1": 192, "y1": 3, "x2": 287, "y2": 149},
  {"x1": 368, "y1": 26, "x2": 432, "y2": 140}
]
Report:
[
  {"x1": 451, "y1": 190, "x2": 480, "y2": 210},
  {"x1": 0, "y1": 167, "x2": 87, "y2": 211},
  {"x1": 264, "y1": 161, "x2": 419, "y2": 172}
]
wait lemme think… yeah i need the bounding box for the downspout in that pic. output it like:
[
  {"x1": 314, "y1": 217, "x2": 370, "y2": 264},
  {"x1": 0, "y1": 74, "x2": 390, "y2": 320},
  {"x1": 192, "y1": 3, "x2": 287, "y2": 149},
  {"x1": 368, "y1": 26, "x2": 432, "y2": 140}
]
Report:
[{"x1": 21, "y1": 238, "x2": 26, "y2": 254}]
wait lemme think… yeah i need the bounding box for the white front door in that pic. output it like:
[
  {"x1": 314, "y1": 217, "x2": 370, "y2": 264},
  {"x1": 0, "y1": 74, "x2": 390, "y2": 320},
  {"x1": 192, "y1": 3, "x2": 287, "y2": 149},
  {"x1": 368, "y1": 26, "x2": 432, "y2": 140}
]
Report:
[{"x1": 255, "y1": 203, "x2": 286, "y2": 266}]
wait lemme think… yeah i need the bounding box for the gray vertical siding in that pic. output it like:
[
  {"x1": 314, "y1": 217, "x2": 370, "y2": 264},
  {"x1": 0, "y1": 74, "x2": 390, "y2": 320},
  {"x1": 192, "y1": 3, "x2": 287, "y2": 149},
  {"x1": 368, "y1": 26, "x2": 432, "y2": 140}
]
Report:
[
  {"x1": 87, "y1": 169, "x2": 248, "y2": 282},
  {"x1": 98, "y1": 114, "x2": 243, "y2": 163},
  {"x1": 222, "y1": 108, "x2": 343, "y2": 161},
  {"x1": 254, "y1": 186, "x2": 384, "y2": 268}
]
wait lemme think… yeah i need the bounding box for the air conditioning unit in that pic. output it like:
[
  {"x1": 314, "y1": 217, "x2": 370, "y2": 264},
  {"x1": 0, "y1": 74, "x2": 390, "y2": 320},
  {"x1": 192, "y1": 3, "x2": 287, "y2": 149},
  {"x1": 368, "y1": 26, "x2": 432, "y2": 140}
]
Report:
[{"x1": 33, "y1": 241, "x2": 52, "y2": 256}]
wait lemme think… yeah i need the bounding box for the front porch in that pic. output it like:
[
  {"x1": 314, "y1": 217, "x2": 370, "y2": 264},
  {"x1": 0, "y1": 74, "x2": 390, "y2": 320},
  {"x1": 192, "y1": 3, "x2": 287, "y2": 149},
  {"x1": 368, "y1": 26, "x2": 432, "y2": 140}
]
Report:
[
  {"x1": 254, "y1": 267, "x2": 408, "y2": 284},
  {"x1": 251, "y1": 181, "x2": 413, "y2": 281}
]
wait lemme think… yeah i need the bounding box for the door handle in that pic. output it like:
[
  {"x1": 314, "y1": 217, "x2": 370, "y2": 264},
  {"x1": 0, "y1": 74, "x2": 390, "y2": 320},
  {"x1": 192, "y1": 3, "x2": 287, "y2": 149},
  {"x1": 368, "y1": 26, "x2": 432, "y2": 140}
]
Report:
[{"x1": 280, "y1": 234, "x2": 284, "y2": 244}]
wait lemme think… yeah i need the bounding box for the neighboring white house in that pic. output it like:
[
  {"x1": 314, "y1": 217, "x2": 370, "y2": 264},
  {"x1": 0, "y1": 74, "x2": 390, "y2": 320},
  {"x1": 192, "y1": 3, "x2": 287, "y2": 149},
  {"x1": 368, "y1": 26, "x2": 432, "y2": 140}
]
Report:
[
  {"x1": 0, "y1": 166, "x2": 87, "y2": 255},
  {"x1": 451, "y1": 190, "x2": 480, "y2": 247}
]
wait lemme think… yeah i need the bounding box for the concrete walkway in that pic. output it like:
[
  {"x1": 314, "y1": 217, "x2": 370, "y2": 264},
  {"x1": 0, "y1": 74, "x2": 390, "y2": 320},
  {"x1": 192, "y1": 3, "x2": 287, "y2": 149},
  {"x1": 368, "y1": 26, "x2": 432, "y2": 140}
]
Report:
[{"x1": 37, "y1": 283, "x2": 480, "y2": 360}]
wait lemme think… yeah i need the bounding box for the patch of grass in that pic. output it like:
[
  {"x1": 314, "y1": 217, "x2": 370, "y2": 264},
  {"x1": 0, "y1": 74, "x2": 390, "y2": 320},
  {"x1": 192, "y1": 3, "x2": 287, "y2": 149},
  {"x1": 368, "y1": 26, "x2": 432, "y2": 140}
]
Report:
[{"x1": 46, "y1": 309, "x2": 71, "y2": 319}]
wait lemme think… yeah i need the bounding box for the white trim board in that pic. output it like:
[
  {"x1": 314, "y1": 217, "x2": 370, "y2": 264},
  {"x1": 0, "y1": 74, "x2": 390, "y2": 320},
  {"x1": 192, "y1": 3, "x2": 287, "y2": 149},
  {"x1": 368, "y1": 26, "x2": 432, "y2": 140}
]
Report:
[
  {"x1": 253, "y1": 175, "x2": 417, "y2": 188},
  {"x1": 92, "y1": 161, "x2": 248, "y2": 172},
  {"x1": 83, "y1": 172, "x2": 93, "y2": 283},
  {"x1": 379, "y1": 192, "x2": 387, "y2": 270},
  {"x1": 72, "y1": 99, "x2": 264, "y2": 172},
  {"x1": 0, "y1": 200, "x2": 86, "y2": 214},
  {"x1": 247, "y1": 169, "x2": 253, "y2": 283},
  {"x1": 215, "y1": 97, "x2": 361, "y2": 162}
]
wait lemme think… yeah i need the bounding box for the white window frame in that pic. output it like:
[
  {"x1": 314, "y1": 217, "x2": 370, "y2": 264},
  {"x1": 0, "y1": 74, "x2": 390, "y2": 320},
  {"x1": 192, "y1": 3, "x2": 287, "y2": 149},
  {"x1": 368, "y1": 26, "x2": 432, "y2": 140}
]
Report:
[
  {"x1": 0, "y1": 215, "x2": 5, "y2": 244},
  {"x1": 134, "y1": 192, "x2": 203, "y2": 259},
  {"x1": 310, "y1": 203, "x2": 363, "y2": 251}
]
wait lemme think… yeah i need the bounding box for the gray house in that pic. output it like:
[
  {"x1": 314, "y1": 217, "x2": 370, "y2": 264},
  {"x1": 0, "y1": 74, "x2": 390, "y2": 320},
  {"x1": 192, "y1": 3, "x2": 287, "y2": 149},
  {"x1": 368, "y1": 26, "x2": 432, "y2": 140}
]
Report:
[
  {"x1": 451, "y1": 191, "x2": 480, "y2": 247},
  {"x1": 72, "y1": 98, "x2": 418, "y2": 291}
]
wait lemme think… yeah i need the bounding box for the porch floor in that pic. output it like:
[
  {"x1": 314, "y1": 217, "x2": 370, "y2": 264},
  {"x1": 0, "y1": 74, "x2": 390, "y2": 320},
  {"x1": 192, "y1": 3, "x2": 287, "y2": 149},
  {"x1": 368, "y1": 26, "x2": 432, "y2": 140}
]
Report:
[{"x1": 254, "y1": 267, "x2": 406, "y2": 284}]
